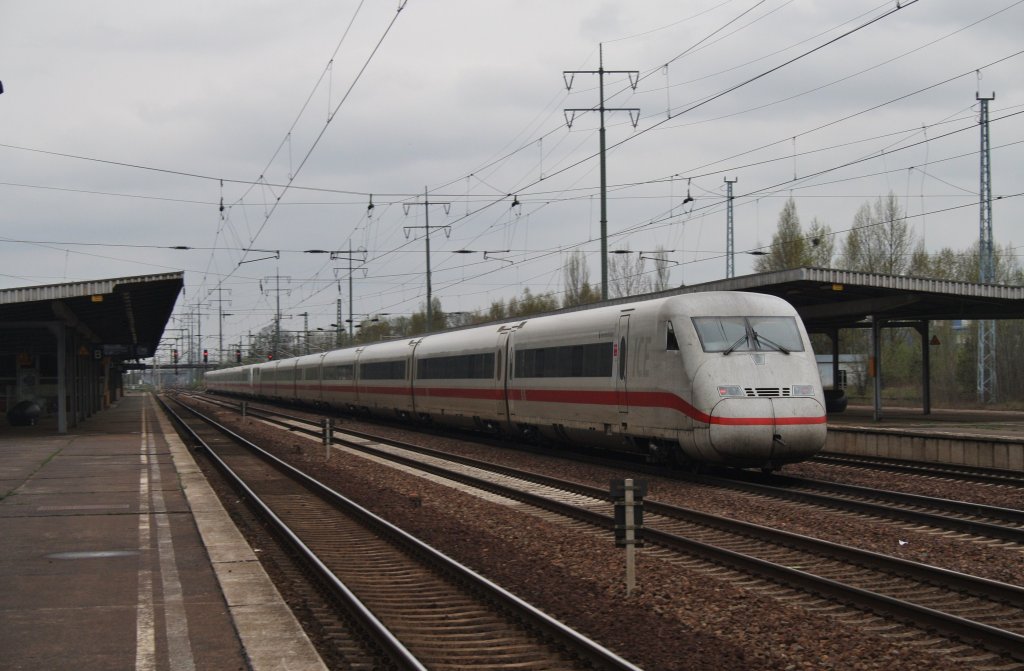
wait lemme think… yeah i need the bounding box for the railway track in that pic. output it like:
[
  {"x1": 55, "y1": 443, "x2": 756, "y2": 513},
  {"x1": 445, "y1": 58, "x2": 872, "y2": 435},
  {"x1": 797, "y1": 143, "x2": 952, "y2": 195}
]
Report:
[
  {"x1": 195, "y1": 392, "x2": 1024, "y2": 546},
  {"x1": 811, "y1": 451, "x2": 1024, "y2": 488},
  {"x1": 182, "y1": 393, "x2": 1024, "y2": 668},
  {"x1": 698, "y1": 469, "x2": 1024, "y2": 545},
  {"x1": 161, "y1": 395, "x2": 642, "y2": 671}
]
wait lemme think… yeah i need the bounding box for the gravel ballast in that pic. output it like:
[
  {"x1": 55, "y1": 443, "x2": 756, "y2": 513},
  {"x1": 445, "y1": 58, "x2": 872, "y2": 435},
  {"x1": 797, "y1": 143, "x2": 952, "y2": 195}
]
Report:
[{"x1": 196, "y1": 402, "x2": 1020, "y2": 671}]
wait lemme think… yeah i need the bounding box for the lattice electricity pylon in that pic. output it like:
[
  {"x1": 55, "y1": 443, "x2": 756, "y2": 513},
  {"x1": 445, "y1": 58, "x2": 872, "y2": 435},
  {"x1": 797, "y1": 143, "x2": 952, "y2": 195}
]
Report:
[{"x1": 977, "y1": 93, "x2": 996, "y2": 403}]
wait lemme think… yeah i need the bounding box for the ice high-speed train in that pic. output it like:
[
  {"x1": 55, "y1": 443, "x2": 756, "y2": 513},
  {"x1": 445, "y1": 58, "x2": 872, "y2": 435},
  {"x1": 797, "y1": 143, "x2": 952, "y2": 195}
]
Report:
[{"x1": 205, "y1": 292, "x2": 827, "y2": 470}]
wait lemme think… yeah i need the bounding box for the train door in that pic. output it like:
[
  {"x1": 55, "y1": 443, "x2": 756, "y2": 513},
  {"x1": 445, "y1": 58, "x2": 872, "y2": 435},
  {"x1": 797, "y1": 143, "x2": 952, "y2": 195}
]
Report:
[
  {"x1": 288, "y1": 360, "x2": 298, "y2": 401},
  {"x1": 616, "y1": 313, "x2": 630, "y2": 413},
  {"x1": 501, "y1": 321, "x2": 526, "y2": 420},
  {"x1": 496, "y1": 330, "x2": 510, "y2": 419},
  {"x1": 408, "y1": 339, "x2": 422, "y2": 416}
]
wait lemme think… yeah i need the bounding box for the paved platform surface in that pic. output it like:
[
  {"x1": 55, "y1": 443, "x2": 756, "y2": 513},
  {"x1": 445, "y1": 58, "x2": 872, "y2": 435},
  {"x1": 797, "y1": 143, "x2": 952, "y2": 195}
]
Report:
[
  {"x1": 829, "y1": 405, "x2": 1024, "y2": 442},
  {"x1": 0, "y1": 393, "x2": 326, "y2": 670}
]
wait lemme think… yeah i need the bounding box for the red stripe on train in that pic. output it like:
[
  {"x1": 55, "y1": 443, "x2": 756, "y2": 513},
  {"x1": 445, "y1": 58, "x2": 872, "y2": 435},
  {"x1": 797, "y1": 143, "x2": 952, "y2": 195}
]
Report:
[{"x1": 230, "y1": 383, "x2": 824, "y2": 426}]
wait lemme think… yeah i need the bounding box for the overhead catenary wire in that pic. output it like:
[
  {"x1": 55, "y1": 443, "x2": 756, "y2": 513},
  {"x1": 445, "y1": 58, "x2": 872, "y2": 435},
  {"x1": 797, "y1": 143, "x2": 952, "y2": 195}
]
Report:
[{"x1": 4, "y1": 1, "x2": 1022, "y2": 339}]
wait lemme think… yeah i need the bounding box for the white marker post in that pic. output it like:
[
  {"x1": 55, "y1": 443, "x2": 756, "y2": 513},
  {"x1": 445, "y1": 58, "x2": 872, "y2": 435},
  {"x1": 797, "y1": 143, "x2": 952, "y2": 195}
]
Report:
[
  {"x1": 624, "y1": 480, "x2": 637, "y2": 595},
  {"x1": 322, "y1": 417, "x2": 333, "y2": 459},
  {"x1": 611, "y1": 478, "x2": 646, "y2": 597}
]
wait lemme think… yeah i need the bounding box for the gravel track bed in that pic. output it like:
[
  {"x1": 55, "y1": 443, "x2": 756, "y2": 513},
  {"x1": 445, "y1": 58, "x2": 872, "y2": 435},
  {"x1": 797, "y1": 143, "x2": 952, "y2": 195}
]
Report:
[
  {"x1": 303, "y1": 411, "x2": 1024, "y2": 586},
  {"x1": 189, "y1": 399, "x2": 1020, "y2": 670},
  {"x1": 784, "y1": 459, "x2": 1024, "y2": 510}
]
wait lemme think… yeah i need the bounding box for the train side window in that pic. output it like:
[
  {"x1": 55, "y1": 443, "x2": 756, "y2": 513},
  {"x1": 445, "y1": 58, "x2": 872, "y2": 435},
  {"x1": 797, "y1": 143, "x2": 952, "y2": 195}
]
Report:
[
  {"x1": 360, "y1": 360, "x2": 406, "y2": 380},
  {"x1": 665, "y1": 321, "x2": 679, "y2": 351},
  {"x1": 417, "y1": 353, "x2": 495, "y2": 379}
]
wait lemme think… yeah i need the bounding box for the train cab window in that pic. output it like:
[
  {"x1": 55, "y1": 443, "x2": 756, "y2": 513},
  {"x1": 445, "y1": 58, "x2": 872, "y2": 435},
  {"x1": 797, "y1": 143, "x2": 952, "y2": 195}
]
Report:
[
  {"x1": 692, "y1": 316, "x2": 804, "y2": 353},
  {"x1": 747, "y1": 316, "x2": 804, "y2": 352},
  {"x1": 665, "y1": 321, "x2": 679, "y2": 351}
]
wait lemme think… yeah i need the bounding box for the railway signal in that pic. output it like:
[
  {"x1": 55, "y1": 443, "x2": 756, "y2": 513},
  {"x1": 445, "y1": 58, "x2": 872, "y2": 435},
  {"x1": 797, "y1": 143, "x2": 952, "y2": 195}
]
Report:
[{"x1": 203, "y1": 349, "x2": 208, "y2": 364}]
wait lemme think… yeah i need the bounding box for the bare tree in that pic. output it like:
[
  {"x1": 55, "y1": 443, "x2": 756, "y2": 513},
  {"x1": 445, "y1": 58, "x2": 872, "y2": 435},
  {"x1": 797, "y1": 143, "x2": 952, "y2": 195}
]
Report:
[
  {"x1": 609, "y1": 247, "x2": 650, "y2": 298},
  {"x1": 839, "y1": 192, "x2": 914, "y2": 274},
  {"x1": 562, "y1": 251, "x2": 599, "y2": 307},
  {"x1": 507, "y1": 288, "x2": 559, "y2": 317},
  {"x1": 754, "y1": 198, "x2": 812, "y2": 272},
  {"x1": 806, "y1": 217, "x2": 834, "y2": 268},
  {"x1": 647, "y1": 245, "x2": 674, "y2": 291}
]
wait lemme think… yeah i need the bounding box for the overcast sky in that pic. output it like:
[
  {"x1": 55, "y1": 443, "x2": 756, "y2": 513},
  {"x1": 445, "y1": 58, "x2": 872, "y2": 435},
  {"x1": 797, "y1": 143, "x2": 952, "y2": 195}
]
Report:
[{"x1": 2, "y1": 0, "x2": 1022, "y2": 360}]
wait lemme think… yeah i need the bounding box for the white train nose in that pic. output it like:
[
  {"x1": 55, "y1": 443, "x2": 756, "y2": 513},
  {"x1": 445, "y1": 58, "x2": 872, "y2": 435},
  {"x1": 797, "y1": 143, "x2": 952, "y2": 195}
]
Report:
[
  {"x1": 708, "y1": 397, "x2": 826, "y2": 466},
  {"x1": 708, "y1": 397, "x2": 775, "y2": 463}
]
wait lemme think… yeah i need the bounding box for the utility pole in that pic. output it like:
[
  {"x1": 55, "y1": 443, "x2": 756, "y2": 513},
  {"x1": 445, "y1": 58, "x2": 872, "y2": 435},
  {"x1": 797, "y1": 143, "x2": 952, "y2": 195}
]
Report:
[
  {"x1": 404, "y1": 187, "x2": 451, "y2": 330},
  {"x1": 725, "y1": 177, "x2": 738, "y2": 278},
  {"x1": 564, "y1": 43, "x2": 639, "y2": 300},
  {"x1": 275, "y1": 273, "x2": 281, "y2": 359},
  {"x1": 297, "y1": 312, "x2": 310, "y2": 354},
  {"x1": 188, "y1": 304, "x2": 209, "y2": 364},
  {"x1": 977, "y1": 92, "x2": 996, "y2": 403},
  {"x1": 192, "y1": 304, "x2": 209, "y2": 385},
  {"x1": 336, "y1": 298, "x2": 343, "y2": 347},
  {"x1": 211, "y1": 287, "x2": 231, "y2": 364},
  {"x1": 331, "y1": 248, "x2": 367, "y2": 341},
  {"x1": 261, "y1": 273, "x2": 291, "y2": 359}
]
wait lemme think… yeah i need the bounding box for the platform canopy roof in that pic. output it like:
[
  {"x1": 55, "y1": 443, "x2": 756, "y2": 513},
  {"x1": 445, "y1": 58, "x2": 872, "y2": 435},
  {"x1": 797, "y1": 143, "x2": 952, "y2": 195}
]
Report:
[
  {"x1": 677, "y1": 267, "x2": 1024, "y2": 331},
  {"x1": 0, "y1": 272, "x2": 184, "y2": 360}
]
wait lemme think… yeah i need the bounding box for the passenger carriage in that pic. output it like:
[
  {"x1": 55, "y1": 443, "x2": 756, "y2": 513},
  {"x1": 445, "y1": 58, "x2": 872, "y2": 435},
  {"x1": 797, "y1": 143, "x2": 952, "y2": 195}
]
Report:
[
  {"x1": 292, "y1": 353, "x2": 327, "y2": 406},
  {"x1": 319, "y1": 348, "x2": 359, "y2": 410},
  {"x1": 352, "y1": 338, "x2": 415, "y2": 419},
  {"x1": 411, "y1": 326, "x2": 507, "y2": 430}
]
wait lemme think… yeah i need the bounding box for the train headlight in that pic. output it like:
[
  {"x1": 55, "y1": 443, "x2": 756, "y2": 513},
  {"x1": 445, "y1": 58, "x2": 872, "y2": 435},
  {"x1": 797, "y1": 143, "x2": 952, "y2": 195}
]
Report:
[
  {"x1": 717, "y1": 385, "x2": 745, "y2": 397},
  {"x1": 791, "y1": 384, "x2": 815, "y2": 397}
]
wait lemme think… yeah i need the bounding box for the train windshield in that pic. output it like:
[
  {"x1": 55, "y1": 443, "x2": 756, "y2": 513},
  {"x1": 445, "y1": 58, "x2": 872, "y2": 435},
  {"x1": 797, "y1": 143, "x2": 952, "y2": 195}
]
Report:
[{"x1": 692, "y1": 316, "x2": 804, "y2": 354}]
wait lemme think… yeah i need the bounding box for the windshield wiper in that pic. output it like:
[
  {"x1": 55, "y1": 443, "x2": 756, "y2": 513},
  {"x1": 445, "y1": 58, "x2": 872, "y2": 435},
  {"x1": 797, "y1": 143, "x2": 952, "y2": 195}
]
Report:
[
  {"x1": 722, "y1": 333, "x2": 748, "y2": 355},
  {"x1": 752, "y1": 330, "x2": 791, "y2": 355}
]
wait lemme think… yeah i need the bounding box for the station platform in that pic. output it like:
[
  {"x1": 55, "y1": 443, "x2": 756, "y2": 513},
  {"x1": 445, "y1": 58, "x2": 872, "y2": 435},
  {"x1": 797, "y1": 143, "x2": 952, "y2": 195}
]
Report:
[
  {"x1": 830, "y1": 404, "x2": 1024, "y2": 439},
  {"x1": 0, "y1": 393, "x2": 326, "y2": 671},
  {"x1": 826, "y1": 405, "x2": 1024, "y2": 471}
]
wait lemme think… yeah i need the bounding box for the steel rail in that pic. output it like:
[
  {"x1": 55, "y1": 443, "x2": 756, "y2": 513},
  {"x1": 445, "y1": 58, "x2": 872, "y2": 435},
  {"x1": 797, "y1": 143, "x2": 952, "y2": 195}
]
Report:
[
  {"x1": 202, "y1": 393, "x2": 1024, "y2": 544},
  {"x1": 813, "y1": 452, "x2": 1024, "y2": 488},
  {"x1": 164, "y1": 395, "x2": 644, "y2": 671},
  {"x1": 159, "y1": 396, "x2": 427, "y2": 671},
  {"x1": 697, "y1": 470, "x2": 1024, "y2": 544},
  {"x1": 185, "y1": 393, "x2": 1024, "y2": 661},
  {"x1": 328, "y1": 435, "x2": 1024, "y2": 663}
]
